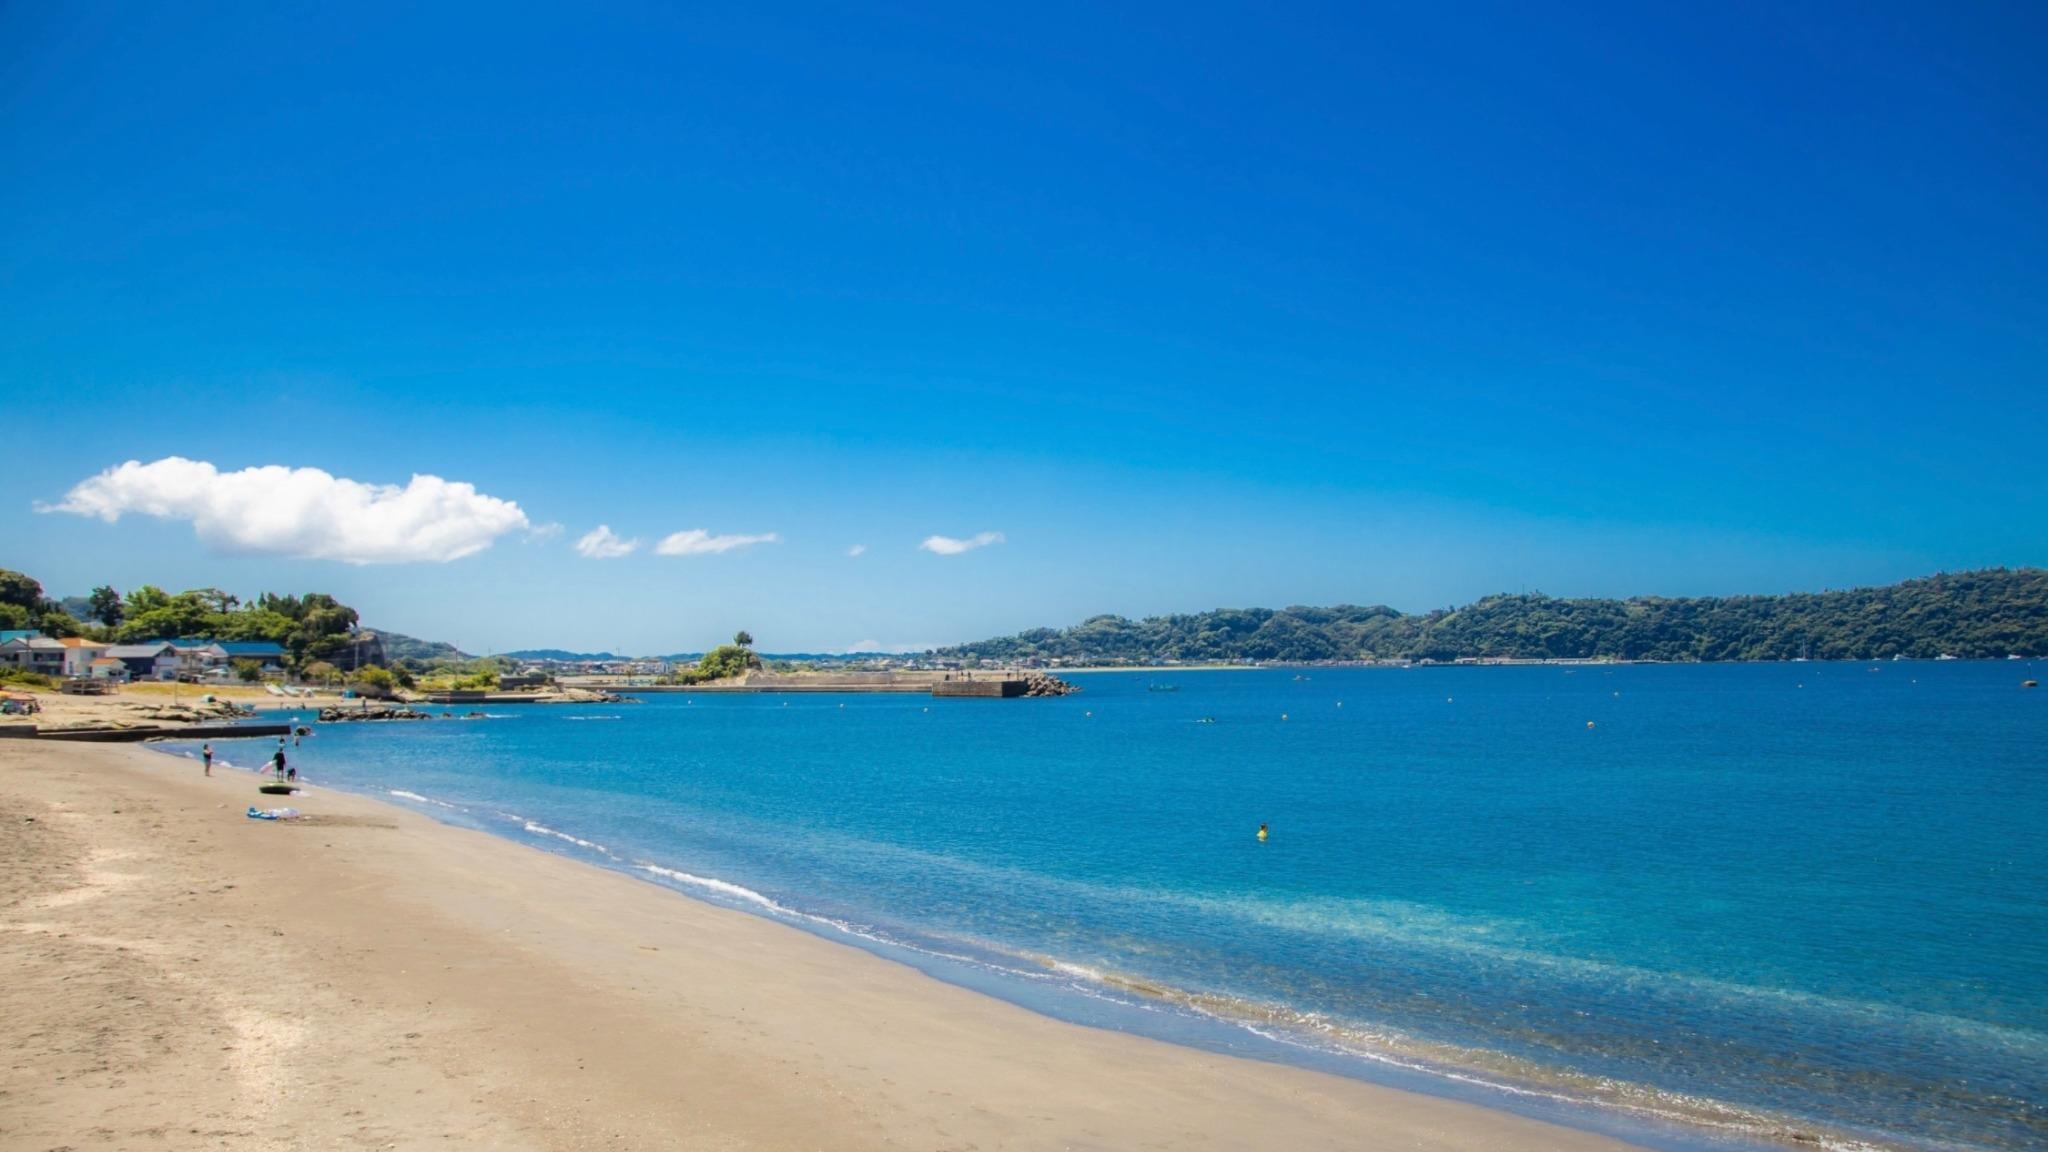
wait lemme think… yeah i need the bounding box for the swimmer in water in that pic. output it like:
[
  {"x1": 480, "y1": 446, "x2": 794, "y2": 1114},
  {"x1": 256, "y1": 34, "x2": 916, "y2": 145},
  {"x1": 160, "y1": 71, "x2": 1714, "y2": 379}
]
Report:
[{"x1": 1257, "y1": 823, "x2": 1269, "y2": 843}]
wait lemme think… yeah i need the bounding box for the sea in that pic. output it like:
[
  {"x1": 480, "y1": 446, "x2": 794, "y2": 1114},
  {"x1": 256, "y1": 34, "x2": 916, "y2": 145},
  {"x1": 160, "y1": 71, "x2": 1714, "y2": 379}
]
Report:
[{"x1": 164, "y1": 662, "x2": 2048, "y2": 1151}]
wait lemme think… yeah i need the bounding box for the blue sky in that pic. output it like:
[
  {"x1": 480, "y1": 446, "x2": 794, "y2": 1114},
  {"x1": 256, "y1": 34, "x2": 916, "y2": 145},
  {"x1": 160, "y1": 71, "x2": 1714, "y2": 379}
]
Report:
[{"x1": 3, "y1": 2, "x2": 2043, "y2": 653}]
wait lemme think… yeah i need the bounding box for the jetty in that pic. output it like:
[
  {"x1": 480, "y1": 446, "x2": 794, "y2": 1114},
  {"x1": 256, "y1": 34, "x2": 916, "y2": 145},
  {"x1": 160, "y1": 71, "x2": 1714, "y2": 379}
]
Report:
[{"x1": 13, "y1": 722, "x2": 294, "y2": 743}]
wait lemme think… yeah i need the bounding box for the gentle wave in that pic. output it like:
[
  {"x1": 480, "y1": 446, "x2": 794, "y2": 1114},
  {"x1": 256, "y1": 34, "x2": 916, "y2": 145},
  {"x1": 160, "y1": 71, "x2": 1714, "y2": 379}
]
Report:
[
  {"x1": 388, "y1": 789, "x2": 465, "y2": 811},
  {"x1": 637, "y1": 863, "x2": 792, "y2": 914},
  {"x1": 1013, "y1": 950, "x2": 1901, "y2": 1152}
]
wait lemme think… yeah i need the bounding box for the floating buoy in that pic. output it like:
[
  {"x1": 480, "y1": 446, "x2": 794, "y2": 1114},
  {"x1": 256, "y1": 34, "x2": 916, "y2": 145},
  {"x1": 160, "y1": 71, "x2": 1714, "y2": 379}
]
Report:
[
  {"x1": 2025, "y1": 680, "x2": 2039, "y2": 689},
  {"x1": 1336, "y1": 701, "x2": 1343, "y2": 708},
  {"x1": 1586, "y1": 721, "x2": 1595, "y2": 729},
  {"x1": 1281, "y1": 713, "x2": 1289, "y2": 721}
]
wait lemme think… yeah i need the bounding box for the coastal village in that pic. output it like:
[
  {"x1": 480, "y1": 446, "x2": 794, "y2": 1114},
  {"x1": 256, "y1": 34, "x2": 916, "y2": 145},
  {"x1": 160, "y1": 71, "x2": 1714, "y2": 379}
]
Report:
[{"x1": 0, "y1": 630, "x2": 289, "y2": 685}]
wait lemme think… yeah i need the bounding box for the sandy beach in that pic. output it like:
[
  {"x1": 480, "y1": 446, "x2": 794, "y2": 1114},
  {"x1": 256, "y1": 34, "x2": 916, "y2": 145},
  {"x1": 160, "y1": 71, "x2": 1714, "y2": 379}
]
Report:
[{"x1": 0, "y1": 739, "x2": 1639, "y2": 1151}]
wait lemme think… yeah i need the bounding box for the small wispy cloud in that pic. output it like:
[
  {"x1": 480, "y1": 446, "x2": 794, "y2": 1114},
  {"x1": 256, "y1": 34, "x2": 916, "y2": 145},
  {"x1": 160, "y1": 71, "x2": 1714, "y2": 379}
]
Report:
[
  {"x1": 525, "y1": 522, "x2": 564, "y2": 543},
  {"x1": 575, "y1": 525, "x2": 641, "y2": 559},
  {"x1": 920, "y1": 530, "x2": 1004, "y2": 556},
  {"x1": 846, "y1": 543, "x2": 868, "y2": 557},
  {"x1": 655, "y1": 529, "x2": 779, "y2": 556},
  {"x1": 40, "y1": 456, "x2": 530, "y2": 565}
]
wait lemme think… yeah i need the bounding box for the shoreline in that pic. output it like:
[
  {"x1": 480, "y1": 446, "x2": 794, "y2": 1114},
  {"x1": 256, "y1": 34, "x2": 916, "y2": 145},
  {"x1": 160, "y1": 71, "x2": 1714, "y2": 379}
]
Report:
[{"x1": 1, "y1": 738, "x2": 1646, "y2": 1151}]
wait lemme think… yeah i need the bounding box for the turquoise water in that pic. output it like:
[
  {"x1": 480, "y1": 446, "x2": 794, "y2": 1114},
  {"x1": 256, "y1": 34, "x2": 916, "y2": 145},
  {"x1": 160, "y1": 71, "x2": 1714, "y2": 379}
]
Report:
[{"x1": 176, "y1": 663, "x2": 2048, "y2": 1150}]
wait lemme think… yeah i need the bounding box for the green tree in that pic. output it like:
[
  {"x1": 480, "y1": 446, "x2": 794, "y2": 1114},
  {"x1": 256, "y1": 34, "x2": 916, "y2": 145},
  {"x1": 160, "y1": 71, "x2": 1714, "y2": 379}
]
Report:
[
  {"x1": 301, "y1": 660, "x2": 339, "y2": 687},
  {"x1": 734, "y1": 630, "x2": 754, "y2": 648},
  {"x1": 87, "y1": 586, "x2": 125, "y2": 628},
  {"x1": 351, "y1": 666, "x2": 398, "y2": 698},
  {"x1": 232, "y1": 659, "x2": 265, "y2": 683},
  {"x1": 0, "y1": 569, "x2": 43, "y2": 611}
]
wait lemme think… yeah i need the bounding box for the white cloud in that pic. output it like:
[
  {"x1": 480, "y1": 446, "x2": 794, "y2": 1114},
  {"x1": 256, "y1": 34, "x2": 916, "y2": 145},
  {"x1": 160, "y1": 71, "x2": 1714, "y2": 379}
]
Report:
[
  {"x1": 655, "y1": 529, "x2": 778, "y2": 556},
  {"x1": 575, "y1": 525, "x2": 642, "y2": 559},
  {"x1": 525, "y1": 522, "x2": 564, "y2": 542},
  {"x1": 846, "y1": 543, "x2": 868, "y2": 557},
  {"x1": 42, "y1": 456, "x2": 529, "y2": 565},
  {"x1": 920, "y1": 530, "x2": 1005, "y2": 555}
]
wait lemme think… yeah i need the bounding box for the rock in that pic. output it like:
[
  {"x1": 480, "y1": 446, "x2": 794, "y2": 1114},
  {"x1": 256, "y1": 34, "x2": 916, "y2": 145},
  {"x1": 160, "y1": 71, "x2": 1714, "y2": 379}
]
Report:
[
  {"x1": 1020, "y1": 672, "x2": 1080, "y2": 697},
  {"x1": 317, "y1": 704, "x2": 432, "y2": 723}
]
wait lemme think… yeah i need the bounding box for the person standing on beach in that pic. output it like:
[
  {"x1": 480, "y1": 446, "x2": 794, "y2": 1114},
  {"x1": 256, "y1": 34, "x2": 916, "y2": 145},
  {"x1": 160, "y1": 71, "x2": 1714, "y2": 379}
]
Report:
[{"x1": 201, "y1": 743, "x2": 213, "y2": 776}]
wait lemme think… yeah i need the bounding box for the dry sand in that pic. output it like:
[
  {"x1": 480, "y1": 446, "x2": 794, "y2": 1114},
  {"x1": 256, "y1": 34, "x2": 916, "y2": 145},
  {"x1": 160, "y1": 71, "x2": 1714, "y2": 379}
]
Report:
[
  {"x1": 0, "y1": 740, "x2": 1641, "y2": 1151},
  {"x1": 7, "y1": 683, "x2": 312, "y2": 731}
]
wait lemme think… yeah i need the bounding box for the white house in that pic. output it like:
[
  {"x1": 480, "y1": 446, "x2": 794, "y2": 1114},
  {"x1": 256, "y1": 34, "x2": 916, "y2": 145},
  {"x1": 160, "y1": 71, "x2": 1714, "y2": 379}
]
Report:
[
  {"x1": 57, "y1": 637, "x2": 111, "y2": 678},
  {"x1": 0, "y1": 636, "x2": 67, "y2": 677}
]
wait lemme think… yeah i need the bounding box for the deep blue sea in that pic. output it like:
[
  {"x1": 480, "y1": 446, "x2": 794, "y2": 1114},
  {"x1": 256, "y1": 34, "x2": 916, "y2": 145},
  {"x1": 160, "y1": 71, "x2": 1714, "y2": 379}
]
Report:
[{"x1": 168, "y1": 662, "x2": 2048, "y2": 1151}]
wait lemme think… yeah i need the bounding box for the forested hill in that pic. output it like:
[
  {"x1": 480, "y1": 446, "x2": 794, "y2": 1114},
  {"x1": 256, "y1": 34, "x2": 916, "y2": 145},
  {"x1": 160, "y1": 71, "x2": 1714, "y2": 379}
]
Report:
[{"x1": 937, "y1": 569, "x2": 2048, "y2": 665}]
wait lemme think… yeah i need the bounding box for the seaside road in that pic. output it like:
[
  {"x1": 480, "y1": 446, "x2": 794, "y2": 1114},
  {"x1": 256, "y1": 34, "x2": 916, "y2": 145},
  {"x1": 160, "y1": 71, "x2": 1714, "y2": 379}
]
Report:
[{"x1": 0, "y1": 740, "x2": 1643, "y2": 1152}]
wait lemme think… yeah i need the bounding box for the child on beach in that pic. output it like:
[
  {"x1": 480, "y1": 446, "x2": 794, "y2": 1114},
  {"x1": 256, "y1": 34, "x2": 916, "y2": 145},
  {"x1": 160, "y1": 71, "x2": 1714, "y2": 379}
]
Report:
[{"x1": 201, "y1": 743, "x2": 213, "y2": 776}]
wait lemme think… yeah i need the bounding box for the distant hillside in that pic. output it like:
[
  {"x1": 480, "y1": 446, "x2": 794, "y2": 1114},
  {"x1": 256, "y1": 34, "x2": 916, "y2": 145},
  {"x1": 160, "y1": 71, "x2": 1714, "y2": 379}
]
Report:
[
  {"x1": 502, "y1": 648, "x2": 622, "y2": 662},
  {"x1": 374, "y1": 629, "x2": 471, "y2": 664},
  {"x1": 938, "y1": 569, "x2": 2048, "y2": 665}
]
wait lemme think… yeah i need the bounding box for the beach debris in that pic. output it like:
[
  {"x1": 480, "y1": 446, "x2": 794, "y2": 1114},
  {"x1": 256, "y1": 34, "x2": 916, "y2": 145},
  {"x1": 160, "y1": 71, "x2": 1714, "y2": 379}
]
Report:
[{"x1": 246, "y1": 806, "x2": 302, "y2": 821}]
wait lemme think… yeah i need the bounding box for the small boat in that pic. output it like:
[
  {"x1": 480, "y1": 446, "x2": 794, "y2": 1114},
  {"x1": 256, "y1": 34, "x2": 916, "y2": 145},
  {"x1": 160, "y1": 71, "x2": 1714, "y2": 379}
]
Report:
[{"x1": 1147, "y1": 683, "x2": 1180, "y2": 693}]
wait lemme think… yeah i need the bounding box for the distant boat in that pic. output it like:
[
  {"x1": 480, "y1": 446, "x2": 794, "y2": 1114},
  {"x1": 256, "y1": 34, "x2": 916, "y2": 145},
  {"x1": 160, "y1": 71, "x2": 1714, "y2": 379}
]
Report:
[
  {"x1": 1292, "y1": 674, "x2": 1311, "y2": 682},
  {"x1": 1147, "y1": 683, "x2": 1180, "y2": 693}
]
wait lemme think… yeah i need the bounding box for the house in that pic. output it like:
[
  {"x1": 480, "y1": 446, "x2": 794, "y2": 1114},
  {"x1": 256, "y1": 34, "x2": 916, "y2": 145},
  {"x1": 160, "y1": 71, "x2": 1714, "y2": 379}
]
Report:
[
  {"x1": 214, "y1": 640, "x2": 289, "y2": 673},
  {"x1": 0, "y1": 636, "x2": 67, "y2": 677},
  {"x1": 167, "y1": 639, "x2": 225, "y2": 678},
  {"x1": 57, "y1": 637, "x2": 111, "y2": 678},
  {"x1": 88, "y1": 656, "x2": 128, "y2": 681},
  {"x1": 105, "y1": 642, "x2": 181, "y2": 681}
]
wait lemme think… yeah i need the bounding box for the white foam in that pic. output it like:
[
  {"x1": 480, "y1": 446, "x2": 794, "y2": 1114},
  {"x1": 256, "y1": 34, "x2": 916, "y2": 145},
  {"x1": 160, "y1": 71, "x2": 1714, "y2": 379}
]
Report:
[
  {"x1": 388, "y1": 789, "x2": 464, "y2": 811},
  {"x1": 522, "y1": 821, "x2": 611, "y2": 856},
  {"x1": 638, "y1": 863, "x2": 793, "y2": 913}
]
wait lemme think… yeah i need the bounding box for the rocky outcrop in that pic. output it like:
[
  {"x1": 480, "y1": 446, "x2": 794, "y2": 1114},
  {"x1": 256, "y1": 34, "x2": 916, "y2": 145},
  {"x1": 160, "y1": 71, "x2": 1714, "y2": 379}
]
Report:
[
  {"x1": 318, "y1": 704, "x2": 432, "y2": 722},
  {"x1": 1020, "y1": 672, "x2": 1080, "y2": 697}
]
